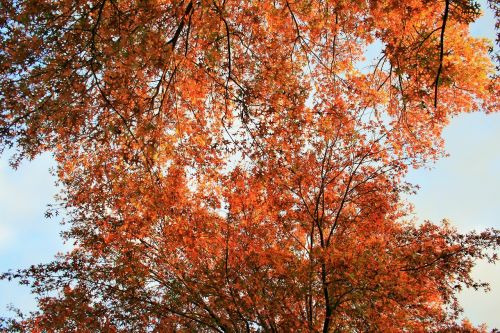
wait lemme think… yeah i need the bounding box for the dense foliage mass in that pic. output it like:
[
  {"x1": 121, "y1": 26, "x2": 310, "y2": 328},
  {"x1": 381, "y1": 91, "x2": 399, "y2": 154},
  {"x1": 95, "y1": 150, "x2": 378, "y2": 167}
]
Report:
[{"x1": 1, "y1": 0, "x2": 499, "y2": 331}]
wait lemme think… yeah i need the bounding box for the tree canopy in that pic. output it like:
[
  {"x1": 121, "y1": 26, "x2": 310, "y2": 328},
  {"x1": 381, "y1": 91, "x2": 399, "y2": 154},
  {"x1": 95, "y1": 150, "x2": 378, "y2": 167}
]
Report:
[{"x1": 0, "y1": 0, "x2": 499, "y2": 331}]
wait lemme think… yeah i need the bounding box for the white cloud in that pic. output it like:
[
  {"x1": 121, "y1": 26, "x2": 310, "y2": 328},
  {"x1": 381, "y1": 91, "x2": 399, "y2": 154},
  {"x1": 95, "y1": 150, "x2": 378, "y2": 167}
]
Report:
[{"x1": 0, "y1": 223, "x2": 14, "y2": 251}]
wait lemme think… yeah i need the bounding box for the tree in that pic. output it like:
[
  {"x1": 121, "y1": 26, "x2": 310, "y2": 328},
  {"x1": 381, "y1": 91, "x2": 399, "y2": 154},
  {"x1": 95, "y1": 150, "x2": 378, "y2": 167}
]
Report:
[{"x1": 0, "y1": 0, "x2": 499, "y2": 331}]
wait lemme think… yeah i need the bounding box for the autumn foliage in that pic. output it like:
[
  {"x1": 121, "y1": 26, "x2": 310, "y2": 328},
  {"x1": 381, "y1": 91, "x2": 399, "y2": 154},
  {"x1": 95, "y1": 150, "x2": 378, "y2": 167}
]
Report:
[{"x1": 1, "y1": 0, "x2": 499, "y2": 331}]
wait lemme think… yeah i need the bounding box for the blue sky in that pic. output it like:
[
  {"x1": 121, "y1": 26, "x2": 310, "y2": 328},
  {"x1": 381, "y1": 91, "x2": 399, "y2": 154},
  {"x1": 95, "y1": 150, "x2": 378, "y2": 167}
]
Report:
[
  {"x1": 1, "y1": 1, "x2": 499, "y2": 328},
  {"x1": 406, "y1": 112, "x2": 500, "y2": 327}
]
